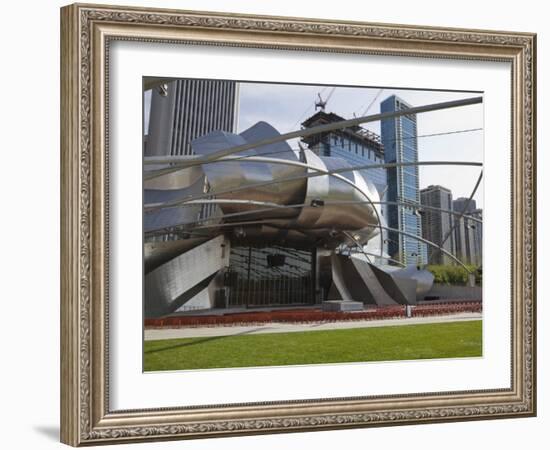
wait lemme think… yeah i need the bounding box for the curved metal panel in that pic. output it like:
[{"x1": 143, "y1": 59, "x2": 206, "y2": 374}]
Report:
[
  {"x1": 240, "y1": 121, "x2": 307, "y2": 206},
  {"x1": 144, "y1": 235, "x2": 229, "y2": 318},
  {"x1": 192, "y1": 130, "x2": 256, "y2": 212},
  {"x1": 294, "y1": 150, "x2": 330, "y2": 228},
  {"x1": 316, "y1": 157, "x2": 377, "y2": 231},
  {"x1": 191, "y1": 123, "x2": 307, "y2": 219},
  {"x1": 144, "y1": 163, "x2": 204, "y2": 190},
  {"x1": 390, "y1": 265, "x2": 435, "y2": 298},
  {"x1": 144, "y1": 175, "x2": 205, "y2": 232},
  {"x1": 294, "y1": 151, "x2": 378, "y2": 235},
  {"x1": 144, "y1": 237, "x2": 209, "y2": 274},
  {"x1": 330, "y1": 253, "x2": 398, "y2": 306}
]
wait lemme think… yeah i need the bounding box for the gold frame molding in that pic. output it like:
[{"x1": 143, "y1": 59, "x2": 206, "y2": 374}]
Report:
[{"x1": 60, "y1": 3, "x2": 536, "y2": 446}]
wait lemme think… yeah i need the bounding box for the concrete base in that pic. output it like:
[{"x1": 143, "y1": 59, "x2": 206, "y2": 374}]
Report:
[
  {"x1": 426, "y1": 284, "x2": 482, "y2": 300},
  {"x1": 321, "y1": 300, "x2": 364, "y2": 312}
]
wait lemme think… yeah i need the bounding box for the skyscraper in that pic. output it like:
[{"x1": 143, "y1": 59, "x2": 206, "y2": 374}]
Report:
[
  {"x1": 380, "y1": 95, "x2": 427, "y2": 266},
  {"x1": 145, "y1": 78, "x2": 239, "y2": 157},
  {"x1": 420, "y1": 185, "x2": 455, "y2": 265},
  {"x1": 144, "y1": 78, "x2": 240, "y2": 240},
  {"x1": 468, "y1": 209, "x2": 483, "y2": 266},
  {"x1": 453, "y1": 198, "x2": 483, "y2": 266}
]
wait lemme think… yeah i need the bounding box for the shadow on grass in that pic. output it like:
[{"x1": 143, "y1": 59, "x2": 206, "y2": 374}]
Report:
[{"x1": 144, "y1": 327, "x2": 266, "y2": 355}]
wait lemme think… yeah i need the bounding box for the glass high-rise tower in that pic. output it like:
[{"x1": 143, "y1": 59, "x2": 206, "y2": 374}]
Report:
[
  {"x1": 380, "y1": 95, "x2": 427, "y2": 266},
  {"x1": 301, "y1": 110, "x2": 387, "y2": 199}
]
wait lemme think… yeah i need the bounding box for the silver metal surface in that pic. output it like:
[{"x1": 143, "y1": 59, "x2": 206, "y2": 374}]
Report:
[
  {"x1": 144, "y1": 163, "x2": 204, "y2": 191},
  {"x1": 143, "y1": 117, "x2": 479, "y2": 315},
  {"x1": 329, "y1": 253, "x2": 423, "y2": 305},
  {"x1": 389, "y1": 265, "x2": 435, "y2": 298},
  {"x1": 144, "y1": 175, "x2": 205, "y2": 232},
  {"x1": 144, "y1": 235, "x2": 229, "y2": 318},
  {"x1": 294, "y1": 152, "x2": 378, "y2": 236},
  {"x1": 146, "y1": 125, "x2": 382, "y2": 244},
  {"x1": 144, "y1": 238, "x2": 208, "y2": 273},
  {"x1": 191, "y1": 122, "x2": 306, "y2": 219},
  {"x1": 144, "y1": 159, "x2": 481, "y2": 211}
]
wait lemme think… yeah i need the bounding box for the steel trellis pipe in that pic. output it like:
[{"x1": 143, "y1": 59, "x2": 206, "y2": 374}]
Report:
[
  {"x1": 427, "y1": 169, "x2": 483, "y2": 263},
  {"x1": 144, "y1": 198, "x2": 483, "y2": 235},
  {"x1": 145, "y1": 153, "x2": 387, "y2": 254},
  {"x1": 378, "y1": 225, "x2": 473, "y2": 273},
  {"x1": 144, "y1": 96, "x2": 483, "y2": 180},
  {"x1": 145, "y1": 159, "x2": 482, "y2": 212}
]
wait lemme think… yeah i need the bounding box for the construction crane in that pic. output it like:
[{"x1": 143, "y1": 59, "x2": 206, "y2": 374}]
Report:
[{"x1": 315, "y1": 87, "x2": 336, "y2": 111}]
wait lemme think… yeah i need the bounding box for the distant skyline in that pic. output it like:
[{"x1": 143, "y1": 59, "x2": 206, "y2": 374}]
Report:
[{"x1": 144, "y1": 79, "x2": 484, "y2": 207}]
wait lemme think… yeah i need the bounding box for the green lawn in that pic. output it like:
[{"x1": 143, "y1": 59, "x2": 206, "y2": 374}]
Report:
[{"x1": 144, "y1": 320, "x2": 482, "y2": 371}]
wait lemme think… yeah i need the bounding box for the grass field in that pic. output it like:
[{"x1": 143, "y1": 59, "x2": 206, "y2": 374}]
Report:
[{"x1": 144, "y1": 320, "x2": 482, "y2": 371}]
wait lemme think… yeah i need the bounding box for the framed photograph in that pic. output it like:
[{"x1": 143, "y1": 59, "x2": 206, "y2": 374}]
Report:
[{"x1": 60, "y1": 3, "x2": 536, "y2": 446}]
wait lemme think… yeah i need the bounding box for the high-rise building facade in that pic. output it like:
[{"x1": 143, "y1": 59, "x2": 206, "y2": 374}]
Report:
[
  {"x1": 145, "y1": 78, "x2": 239, "y2": 157},
  {"x1": 453, "y1": 198, "x2": 483, "y2": 266},
  {"x1": 144, "y1": 79, "x2": 240, "y2": 240},
  {"x1": 380, "y1": 95, "x2": 427, "y2": 266},
  {"x1": 301, "y1": 110, "x2": 388, "y2": 259},
  {"x1": 420, "y1": 185, "x2": 455, "y2": 265},
  {"x1": 301, "y1": 110, "x2": 387, "y2": 193}
]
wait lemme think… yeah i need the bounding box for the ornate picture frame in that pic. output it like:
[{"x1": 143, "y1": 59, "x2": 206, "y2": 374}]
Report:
[{"x1": 60, "y1": 3, "x2": 536, "y2": 446}]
